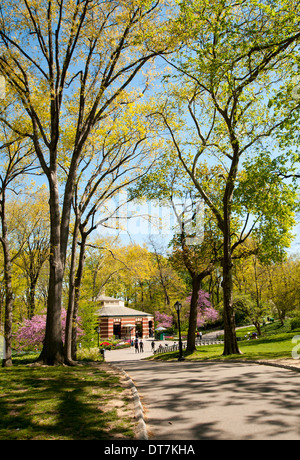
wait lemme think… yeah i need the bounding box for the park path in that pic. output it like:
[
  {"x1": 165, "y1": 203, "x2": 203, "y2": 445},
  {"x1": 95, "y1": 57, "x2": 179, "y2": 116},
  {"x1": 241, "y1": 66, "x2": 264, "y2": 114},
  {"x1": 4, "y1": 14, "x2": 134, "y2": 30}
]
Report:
[{"x1": 105, "y1": 342, "x2": 300, "y2": 440}]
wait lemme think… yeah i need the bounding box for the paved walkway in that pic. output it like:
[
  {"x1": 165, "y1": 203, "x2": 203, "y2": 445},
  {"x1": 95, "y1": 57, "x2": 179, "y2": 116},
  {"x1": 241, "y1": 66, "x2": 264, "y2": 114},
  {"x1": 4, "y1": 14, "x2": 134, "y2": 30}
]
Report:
[
  {"x1": 103, "y1": 339, "x2": 161, "y2": 362},
  {"x1": 105, "y1": 341, "x2": 300, "y2": 440}
]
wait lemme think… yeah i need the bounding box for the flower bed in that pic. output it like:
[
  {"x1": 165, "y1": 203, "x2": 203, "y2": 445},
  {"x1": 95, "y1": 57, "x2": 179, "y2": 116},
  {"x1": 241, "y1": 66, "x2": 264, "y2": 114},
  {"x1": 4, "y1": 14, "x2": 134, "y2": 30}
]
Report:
[{"x1": 99, "y1": 340, "x2": 131, "y2": 350}]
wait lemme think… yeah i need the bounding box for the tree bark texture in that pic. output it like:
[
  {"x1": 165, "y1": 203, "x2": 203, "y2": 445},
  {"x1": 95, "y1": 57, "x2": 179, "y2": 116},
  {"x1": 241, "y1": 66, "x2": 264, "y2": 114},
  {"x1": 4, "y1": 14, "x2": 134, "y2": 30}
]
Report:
[
  {"x1": 186, "y1": 275, "x2": 202, "y2": 353},
  {"x1": 71, "y1": 232, "x2": 87, "y2": 361},
  {"x1": 222, "y1": 205, "x2": 241, "y2": 356},
  {"x1": 64, "y1": 215, "x2": 80, "y2": 364},
  {"x1": 38, "y1": 177, "x2": 65, "y2": 365},
  {"x1": 1, "y1": 196, "x2": 13, "y2": 367}
]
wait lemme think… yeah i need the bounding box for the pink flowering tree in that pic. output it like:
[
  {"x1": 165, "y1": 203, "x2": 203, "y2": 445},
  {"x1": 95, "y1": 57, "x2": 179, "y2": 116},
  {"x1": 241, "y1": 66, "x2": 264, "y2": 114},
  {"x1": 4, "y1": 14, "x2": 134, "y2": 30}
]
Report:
[
  {"x1": 14, "y1": 310, "x2": 84, "y2": 351},
  {"x1": 186, "y1": 290, "x2": 219, "y2": 328},
  {"x1": 155, "y1": 311, "x2": 173, "y2": 329}
]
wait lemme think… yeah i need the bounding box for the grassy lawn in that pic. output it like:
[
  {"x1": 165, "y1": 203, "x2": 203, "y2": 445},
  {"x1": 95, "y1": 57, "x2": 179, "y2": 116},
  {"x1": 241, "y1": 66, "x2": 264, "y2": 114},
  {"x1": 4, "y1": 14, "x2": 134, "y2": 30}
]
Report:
[
  {"x1": 152, "y1": 322, "x2": 300, "y2": 362},
  {"x1": 0, "y1": 355, "x2": 136, "y2": 440}
]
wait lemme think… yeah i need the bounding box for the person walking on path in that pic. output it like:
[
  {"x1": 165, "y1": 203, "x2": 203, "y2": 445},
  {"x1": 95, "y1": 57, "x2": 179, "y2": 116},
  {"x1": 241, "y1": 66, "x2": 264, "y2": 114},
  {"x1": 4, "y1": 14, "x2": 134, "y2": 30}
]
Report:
[
  {"x1": 139, "y1": 339, "x2": 144, "y2": 353},
  {"x1": 151, "y1": 340, "x2": 155, "y2": 352},
  {"x1": 135, "y1": 338, "x2": 139, "y2": 353}
]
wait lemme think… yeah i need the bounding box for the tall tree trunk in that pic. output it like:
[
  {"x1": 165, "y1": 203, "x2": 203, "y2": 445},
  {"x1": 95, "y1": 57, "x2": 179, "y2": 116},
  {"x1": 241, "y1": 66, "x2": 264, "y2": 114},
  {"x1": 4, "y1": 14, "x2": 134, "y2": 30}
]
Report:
[
  {"x1": 186, "y1": 275, "x2": 202, "y2": 353},
  {"x1": 1, "y1": 195, "x2": 13, "y2": 367},
  {"x1": 71, "y1": 232, "x2": 87, "y2": 361},
  {"x1": 38, "y1": 180, "x2": 64, "y2": 365},
  {"x1": 64, "y1": 215, "x2": 80, "y2": 364},
  {"x1": 222, "y1": 207, "x2": 241, "y2": 356}
]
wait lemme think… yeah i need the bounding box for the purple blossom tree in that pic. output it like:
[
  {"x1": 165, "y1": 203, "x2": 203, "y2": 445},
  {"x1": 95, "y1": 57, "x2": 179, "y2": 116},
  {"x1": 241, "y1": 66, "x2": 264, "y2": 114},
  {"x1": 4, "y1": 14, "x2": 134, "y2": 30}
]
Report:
[
  {"x1": 186, "y1": 290, "x2": 219, "y2": 328},
  {"x1": 155, "y1": 311, "x2": 173, "y2": 329},
  {"x1": 15, "y1": 310, "x2": 84, "y2": 350}
]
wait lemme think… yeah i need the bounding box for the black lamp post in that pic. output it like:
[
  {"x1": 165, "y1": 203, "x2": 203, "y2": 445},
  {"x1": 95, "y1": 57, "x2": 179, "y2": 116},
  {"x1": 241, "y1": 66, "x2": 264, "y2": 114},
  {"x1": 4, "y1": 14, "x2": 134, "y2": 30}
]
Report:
[
  {"x1": 97, "y1": 326, "x2": 101, "y2": 348},
  {"x1": 174, "y1": 301, "x2": 185, "y2": 361}
]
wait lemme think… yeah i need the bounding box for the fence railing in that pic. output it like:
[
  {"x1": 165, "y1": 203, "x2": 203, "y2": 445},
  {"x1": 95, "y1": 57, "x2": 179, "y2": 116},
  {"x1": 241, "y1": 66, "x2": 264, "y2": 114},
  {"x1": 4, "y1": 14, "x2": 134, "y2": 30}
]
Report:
[
  {"x1": 195, "y1": 337, "x2": 224, "y2": 346},
  {"x1": 154, "y1": 342, "x2": 187, "y2": 355},
  {"x1": 153, "y1": 337, "x2": 224, "y2": 355}
]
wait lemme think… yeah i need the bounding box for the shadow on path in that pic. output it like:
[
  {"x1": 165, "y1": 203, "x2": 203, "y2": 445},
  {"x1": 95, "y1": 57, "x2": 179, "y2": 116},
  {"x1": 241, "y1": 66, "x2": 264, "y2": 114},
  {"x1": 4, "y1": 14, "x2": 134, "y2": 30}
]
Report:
[{"x1": 114, "y1": 360, "x2": 300, "y2": 440}]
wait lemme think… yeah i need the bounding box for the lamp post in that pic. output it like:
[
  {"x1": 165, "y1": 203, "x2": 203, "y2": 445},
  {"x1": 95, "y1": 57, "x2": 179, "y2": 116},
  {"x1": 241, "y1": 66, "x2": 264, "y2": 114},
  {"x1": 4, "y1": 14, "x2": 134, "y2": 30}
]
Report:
[
  {"x1": 97, "y1": 326, "x2": 101, "y2": 348},
  {"x1": 174, "y1": 301, "x2": 185, "y2": 361}
]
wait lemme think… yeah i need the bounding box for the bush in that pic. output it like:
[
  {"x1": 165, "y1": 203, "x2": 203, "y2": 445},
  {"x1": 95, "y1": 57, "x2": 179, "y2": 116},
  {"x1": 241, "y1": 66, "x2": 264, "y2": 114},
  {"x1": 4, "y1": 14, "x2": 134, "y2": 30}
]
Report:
[
  {"x1": 290, "y1": 316, "x2": 300, "y2": 331},
  {"x1": 77, "y1": 347, "x2": 102, "y2": 362}
]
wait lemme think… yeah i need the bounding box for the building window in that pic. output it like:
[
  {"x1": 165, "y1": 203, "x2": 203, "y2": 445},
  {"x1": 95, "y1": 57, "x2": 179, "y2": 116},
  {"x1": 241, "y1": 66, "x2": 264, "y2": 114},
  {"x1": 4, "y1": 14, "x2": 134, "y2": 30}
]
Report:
[{"x1": 113, "y1": 323, "x2": 121, "y2": 339}]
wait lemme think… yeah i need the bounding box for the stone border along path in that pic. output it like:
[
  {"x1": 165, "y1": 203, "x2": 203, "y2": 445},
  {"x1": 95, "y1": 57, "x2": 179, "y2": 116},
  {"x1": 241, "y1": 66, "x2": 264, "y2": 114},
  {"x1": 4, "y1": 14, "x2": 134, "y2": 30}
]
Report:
[
  {"x1": 105, "y1": 339, "x2": 167, "y2": 439},
  {"x1": 110, "y1": 364, "x2": 148, "y2": 440}
]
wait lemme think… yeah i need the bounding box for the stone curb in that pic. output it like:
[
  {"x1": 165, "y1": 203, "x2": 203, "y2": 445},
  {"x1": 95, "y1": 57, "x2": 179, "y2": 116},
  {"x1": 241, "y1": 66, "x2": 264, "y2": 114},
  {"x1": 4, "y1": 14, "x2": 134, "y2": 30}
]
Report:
[{"x1": 108, "y1": 364, "x2": 148, "y2": 440}]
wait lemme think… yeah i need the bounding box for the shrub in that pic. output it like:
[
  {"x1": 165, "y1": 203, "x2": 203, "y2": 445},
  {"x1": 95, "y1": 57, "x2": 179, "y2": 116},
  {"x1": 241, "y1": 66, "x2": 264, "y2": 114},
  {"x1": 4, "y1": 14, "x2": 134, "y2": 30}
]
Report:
[
  {"x1": 290, "y1": 316, "x2": 300, "y2": 331},
  {"x1": 77, "y1": 347, "x2": 102, "y2": 362}
]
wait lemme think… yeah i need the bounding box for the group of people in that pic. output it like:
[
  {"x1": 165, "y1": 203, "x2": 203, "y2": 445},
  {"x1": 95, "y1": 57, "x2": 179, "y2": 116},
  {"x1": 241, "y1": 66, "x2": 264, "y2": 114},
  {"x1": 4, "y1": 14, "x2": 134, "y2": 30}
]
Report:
[
  {"x1": 131, "y1": 336, "x2": 156, "y2": 353},
  {"x1": 132, "y1": 337, "x2": 144, "y2": 353}
]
